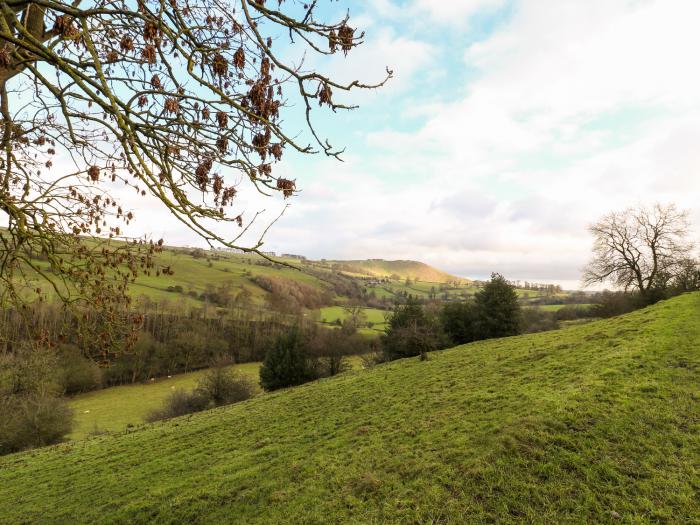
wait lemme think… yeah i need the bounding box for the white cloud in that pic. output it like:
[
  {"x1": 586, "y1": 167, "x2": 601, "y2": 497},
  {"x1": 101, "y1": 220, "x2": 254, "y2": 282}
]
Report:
[
  {"x1": 13, "y1": 0, "x2": 698, "y2": 289},
  {"x1": 261, "y1": 0, "x2": 700, "y2": 286}
]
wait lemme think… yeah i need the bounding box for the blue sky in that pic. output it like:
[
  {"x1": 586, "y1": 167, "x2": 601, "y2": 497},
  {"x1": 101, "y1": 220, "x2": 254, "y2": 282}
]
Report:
[{"x1": 130, "y1": 0, "x2": 700, "y2": 288}]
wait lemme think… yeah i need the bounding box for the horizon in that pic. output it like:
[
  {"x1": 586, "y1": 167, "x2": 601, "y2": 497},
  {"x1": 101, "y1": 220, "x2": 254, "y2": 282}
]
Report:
[
  {"x1": 4, "y1": 0, "x2": 699, "y2": 289},
  {"x1": 101, "y1": 0, "x2": 700, "y2": 290}
]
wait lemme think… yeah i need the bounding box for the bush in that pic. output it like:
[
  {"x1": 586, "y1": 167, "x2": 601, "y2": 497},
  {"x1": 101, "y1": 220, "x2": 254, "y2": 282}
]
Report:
[
  {"x1": 554, "y1": 305, "x2": 594, "y2": 321},
  {"x1": 58, "y1": 345, "x2": 102, "y2": 394},
  {"x1": 360, "y1": 351, "x2": 386, "y2": 369},
  {"x1": 145, "y1": 389, "x2": 210, "y2": 422},
  {"x1": 146, "y1": 365, "x2": 257, "y2": 422},
  {"x1": 589, "y1": 291, "x2": 638, "y2": 318},
  {"x1": 0, "y1": 346, "x2": 74, "y2": 454},
  {"x1": 520, "y1": 308, "x2": 559, "y2": 334},
  {"x1": 0, "y1": 346, "x2": 61, "y2": 397},
  {"x1": 195, "y1": 366, "x2": 257, "y2": 406},
  {"x1": 473, "y1": 273, "x2": 521, "y2": 339},
  {"x1": 259, "y1": 328, "x2": 318, "y2": 391},
  {"x1": 0, "y1": 395, "x2": 73, "y2": 454},
  {"x1": 382, "y1": 299, "x2": 446, "y2": 361}
]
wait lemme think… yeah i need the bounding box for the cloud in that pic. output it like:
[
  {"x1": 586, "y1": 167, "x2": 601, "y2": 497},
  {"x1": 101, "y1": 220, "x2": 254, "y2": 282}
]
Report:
[
  {"x1": 259, "y1": 0, "x2": 700, "y2": 286},
  {"x1": 12, "y1": 0, "x2": 697, "y2": 289}
]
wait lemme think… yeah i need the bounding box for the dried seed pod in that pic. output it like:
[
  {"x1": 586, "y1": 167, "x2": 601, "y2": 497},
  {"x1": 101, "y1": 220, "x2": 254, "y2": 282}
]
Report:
[
  {"x1": 143, "y1": 21, "x2": 161, "y2": 43},
  {"x1": 233, "y1": 47, "x2": 245, "y2": 69},
  {"x1": 338, "y1": 24, "x2": 354, "y2": 55},
  {"x1": 88, "y1": 166, "x2": 100, "y2": 181},
  {"x1": 120, "y1": 35, "x2": 134, "y2": 52},
  {"x1": 212, "y1": 53, "x2": 228, "y2": 77},
  {"x1": 319, "y1": 83, "x2": 332, "y2": 107},
  {"x1": 142, "y1": 44, "x2": 157, "y2": 64},
  {"x1": 328, "y1": 29, "x2": 337, "y2": 53},
  {"x1": 216, "y1": 111, "x2": 228, "y2": 129},
  {"x1": 276, "y1": 178, "x2": 295, "y2": 198},
  {"x1": 164, "y1": 98, "x2": 179, "y2": 113}
]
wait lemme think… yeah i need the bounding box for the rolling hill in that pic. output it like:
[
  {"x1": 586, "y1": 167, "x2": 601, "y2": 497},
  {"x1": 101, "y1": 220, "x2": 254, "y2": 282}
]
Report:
[
  {"x1": 22, "y1": 244, "x2": 470, "y2": 307},
  {"x1": 1, "y1": 293, "x2": 698, "y2": 523},
  {"x1": 327, "y1": 259, "x2": 465, "y2": 283}
]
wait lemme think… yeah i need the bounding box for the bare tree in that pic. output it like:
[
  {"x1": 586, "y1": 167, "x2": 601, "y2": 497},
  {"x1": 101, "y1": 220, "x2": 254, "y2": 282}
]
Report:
[
  {"x1": 583, "y1": 204, "x2": 694, "y2": 297},
  {"x1": 0, "y1": 0, "x2": 389, "y2": 357}
]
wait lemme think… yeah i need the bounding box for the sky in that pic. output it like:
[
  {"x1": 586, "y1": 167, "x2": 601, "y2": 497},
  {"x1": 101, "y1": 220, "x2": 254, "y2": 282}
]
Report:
[
  {"x1": 20, "y1": 0, "x2": 700, "y2": 289},
  {"x1": 231, "y1": 0, "x2": 700, "y2": 289}
]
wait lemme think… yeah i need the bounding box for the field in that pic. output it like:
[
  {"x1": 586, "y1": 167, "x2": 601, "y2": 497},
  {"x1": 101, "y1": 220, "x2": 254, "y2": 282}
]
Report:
[
  {"x1": 67, "y1": 357, "x2": 366, "y2": 440},
  {"x1": 67, "y1": 363, "x2": 262, "y2": 440},
  {"x1": 2, "y1": 293, "x2": 699, "y2": 523},
  {"x1": 319, "y1": 306, "x2": 390, "y2": 335},
  {"x1": 530, "y1": 303, "x2": 594, "y2": 312}
]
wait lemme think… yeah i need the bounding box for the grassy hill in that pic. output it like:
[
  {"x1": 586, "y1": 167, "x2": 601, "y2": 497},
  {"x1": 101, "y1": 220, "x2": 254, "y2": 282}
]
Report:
[
  {"x1": 4, "y1": 294, "x2": 697, "y2": 523},
  {"x1": 16, "y1": 241, "x2": 578, "y2": 319},
  {"x1": 327, "y1": 259, "x2": 464, "y2": 283}
]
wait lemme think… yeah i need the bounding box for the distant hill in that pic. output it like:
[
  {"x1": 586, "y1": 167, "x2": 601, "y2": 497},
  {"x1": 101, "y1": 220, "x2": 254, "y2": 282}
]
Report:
[
  {"x1": 2, "y1": 294, "x2": 698, "y2": 523},
  {"x1": 326, "y1": 259, "x2": 466, "y2": 283}
]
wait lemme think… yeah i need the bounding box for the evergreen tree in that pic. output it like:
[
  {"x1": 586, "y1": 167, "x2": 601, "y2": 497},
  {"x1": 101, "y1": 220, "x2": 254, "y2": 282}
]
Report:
[
  {"x1": 259, "y1": 329, "x2": 316, "y2": 391},
  {"x1": 474, "y1": 273, "x2": 521, "y2": 339},
  {"x1": 441, "y1": 301, "x2": 478, "y2": 345}
]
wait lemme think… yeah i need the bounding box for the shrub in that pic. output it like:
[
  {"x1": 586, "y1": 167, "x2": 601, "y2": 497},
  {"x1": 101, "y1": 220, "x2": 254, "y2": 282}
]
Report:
[
  {"x1": 0, "y1": 346, "x2": 61, "y2": 397},
  {"x1": 58, "y1": 345, "x2": 102, "y2": 394},
  {"x1": 0, "y1": 395, "x2": 73, "y2": 454},
  {"x1": 520, "y1": 308, "x2": 559, "y2": 334},
  {"x1": 554, "y1": 305, "x2": 594, "y2": 321},
  {"x1": 360, "y1": 351, "x2": 385, "y2": 369},
  {"x1": 259, "y1": 328, "x2": 318, "y2": 391},
  {"x1": 145, "y1": 389, "x2": 210, "y2": 422},
  {"x1": 589, "y1": 291, "x2": 638, "y2": 318},
  {"x1": 195, "y1": 366, "x2": 257, "y2": 406},
  {"x1": 382, "y1": 298, "x2": 445, "y2": 361}
]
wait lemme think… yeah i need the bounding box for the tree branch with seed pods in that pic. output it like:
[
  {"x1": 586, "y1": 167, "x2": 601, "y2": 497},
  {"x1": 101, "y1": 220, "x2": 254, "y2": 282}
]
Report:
[{"x1": 0, "y1": 0, "x2": 391, "y2": 359}]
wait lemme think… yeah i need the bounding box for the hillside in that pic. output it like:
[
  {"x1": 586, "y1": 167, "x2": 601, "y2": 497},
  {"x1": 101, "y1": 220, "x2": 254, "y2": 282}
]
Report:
[
  {"x1": 327, "y1": 259, "x2": 464, "y2": 283},
  {"x1": 4, "y1": 295, "x2": 698, "y2": 523},
  {"x1": 20, "y1": 244, "x2": 470, "y2": 307}
]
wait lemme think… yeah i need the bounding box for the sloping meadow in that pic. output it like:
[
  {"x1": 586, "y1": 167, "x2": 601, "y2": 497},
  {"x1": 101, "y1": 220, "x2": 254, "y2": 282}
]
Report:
[{"x1": 1, "y1": 294, "x2": 699, "y2": 524}]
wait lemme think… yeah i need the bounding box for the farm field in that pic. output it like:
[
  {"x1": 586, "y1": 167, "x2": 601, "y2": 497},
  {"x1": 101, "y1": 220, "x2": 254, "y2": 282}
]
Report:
[
  {"x1": 67, "y1": 357, "x2": 366, "y2": 440},
  {"x1": 2, "y1": 293, "x2": 699, "y2": 524},
  {"x1": 67, "y1": 363, "x2": 262, "y2": 440},
  {"x1": 319, "y1": 306, "x2": 390, "y2": 335}
]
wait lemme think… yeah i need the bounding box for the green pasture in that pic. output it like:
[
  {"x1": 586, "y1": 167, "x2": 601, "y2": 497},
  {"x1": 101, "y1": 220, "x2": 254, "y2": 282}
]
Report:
[
  {"x1": 2, "y1": 294, "x2": 699, "y2": 523},
  {"x1": 68, "y1": 363, "x2": 262, "y2": 440}
]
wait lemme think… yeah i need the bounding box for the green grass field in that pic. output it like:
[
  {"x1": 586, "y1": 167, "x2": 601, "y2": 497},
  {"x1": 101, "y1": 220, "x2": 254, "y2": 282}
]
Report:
[
  {"x1": 67, "y1": 363, "x2": 262, "y2": 440},
  {"x1": 67, "y1": 357, "x2": 366, "y2": 440},
  {"x1": 6, "y1": 294, "x2": 695, "y2": 523},
  {"x1": 532, "y1": 303, "x2": 594, "y2": 312},
  {"x1": 319, "y1": 306, "x2": 390, "y2": 337},
  {"x1": 319, "y1": 306, "x2": 390, "y2": 332}
]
